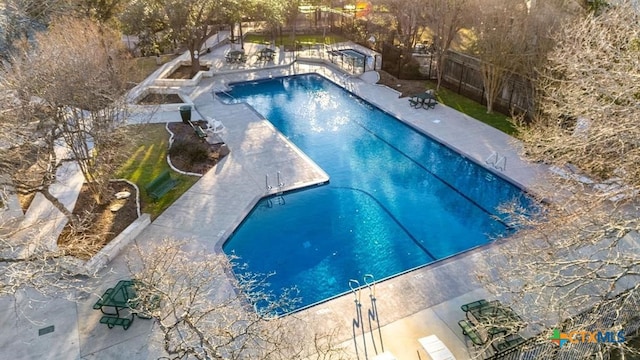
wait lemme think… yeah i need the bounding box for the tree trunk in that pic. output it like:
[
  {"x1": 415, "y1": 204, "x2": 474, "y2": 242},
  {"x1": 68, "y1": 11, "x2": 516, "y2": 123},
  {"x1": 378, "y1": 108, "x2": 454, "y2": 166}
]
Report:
[
  {"x1": 41, "y1": 187, "x2": 77, "y2": 228},
  {"x1": 481, "y1": 63, "x2": 505, "y2": 114},
  {"x1": 190, "y1": 48, "x2": 201, "y2": 77},
  {"x1": 435, "y1": 51, "x2": 446, "y2": 91}
]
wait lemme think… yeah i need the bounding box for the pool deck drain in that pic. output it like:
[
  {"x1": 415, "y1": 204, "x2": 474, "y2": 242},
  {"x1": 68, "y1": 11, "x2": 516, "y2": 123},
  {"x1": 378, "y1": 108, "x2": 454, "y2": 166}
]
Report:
[{"x1": 0, "y1": 35, "x2": 549, "y2": 360}]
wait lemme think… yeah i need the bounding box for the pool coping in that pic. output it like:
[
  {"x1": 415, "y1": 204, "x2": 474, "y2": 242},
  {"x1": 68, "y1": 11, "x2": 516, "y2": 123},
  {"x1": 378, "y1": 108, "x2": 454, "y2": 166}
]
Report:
[{"x1": 206, "y1": 70, "x2": 544, "y2": 315}]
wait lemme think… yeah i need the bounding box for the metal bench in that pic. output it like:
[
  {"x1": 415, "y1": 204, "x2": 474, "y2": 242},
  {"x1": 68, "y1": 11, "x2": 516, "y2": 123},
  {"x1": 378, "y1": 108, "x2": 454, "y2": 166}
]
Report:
[
  {"x1": 458, "y1": 319, "x2": 485, "y2": 346},
  {"x1": 461, "y1": 299, "x2": 488, "y2": 312},
  {"x1": 188, "y1": 121, "x2": 208, "y2": 140},
  {"x1": 493, "y1": 335, "x2": 526, "y2": 352},
  {"x1": 144, "y1": 169, "x2": 178, "y2": 201},
  {"x1": 100, "y1": 315, "x2": 133, "y2": 330},
  {"x1": 193, "y1": 125, "x2": 207, "y2": 139},
  {"x1": 93, "y1": 288, "x2": 114, "y2": 310}
]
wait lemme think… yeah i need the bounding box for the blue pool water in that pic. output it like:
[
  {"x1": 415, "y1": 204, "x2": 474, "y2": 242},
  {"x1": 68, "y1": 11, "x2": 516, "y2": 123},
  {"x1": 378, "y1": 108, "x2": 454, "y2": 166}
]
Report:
[
  {"x1": 339, "y1": 49, "x2": 366, "y2": 59},
  {"x1": 221, "y1": 74, "x2": 530, "y2": 311}
]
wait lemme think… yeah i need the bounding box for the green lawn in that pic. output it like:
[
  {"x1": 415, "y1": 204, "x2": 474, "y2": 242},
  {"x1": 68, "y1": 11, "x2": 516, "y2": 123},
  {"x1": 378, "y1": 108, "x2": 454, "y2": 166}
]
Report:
[
  {"x1": 130, "y1": 54, "x2": 179, "y2": 84},
  {"x1": 244, "y1": 33, "x2": 347, "y2": 47},
  {"x1": 116, "y1": 124, "x2": 199, "y2": 219},
  {"x1": 428, "y1": 83, "x2": 517, "y2": 135}
]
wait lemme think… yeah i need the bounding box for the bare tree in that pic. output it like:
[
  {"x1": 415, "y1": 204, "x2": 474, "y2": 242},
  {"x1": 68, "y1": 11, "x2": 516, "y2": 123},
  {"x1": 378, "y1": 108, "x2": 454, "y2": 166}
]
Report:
[
  {"x1": 0, "y1": 15, "x2": 136, "y2": 286},
  {"x1": 476, "y1": 3, "x2": 640, "y2": 358},
  {"x1": 1, "y1": 16, "x2": 133, "y2": 211},
  {"x1": 424, "y1": 0, "x2": 470, "y2": 91},
  {"x1": 0, "y1": 0, "x2": 70, "y2": 60},
  {"x1": 522, "y1": 1, "x2": 640, "y2": 188},
  {"x1": 468, "y1": 0, "x2": 531, "y2": 113},
  {"x1": 129, "y1": 239, "x2": 349, "y2": 360},
  {"x1": 380, "y1": 0, "x2": 427, "y2": 48},
  {"x1": 467, "y1": 0, "x2": 578, "y2": 114}
]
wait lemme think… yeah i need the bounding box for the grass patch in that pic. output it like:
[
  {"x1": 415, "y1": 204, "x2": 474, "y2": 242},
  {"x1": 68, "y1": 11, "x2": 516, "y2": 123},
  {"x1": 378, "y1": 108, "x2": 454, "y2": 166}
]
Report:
[
  {"x1": 130, "y1": 54, "x2": 180, "y2": 84},
  {"x1": 429, "y1": 83, "x2": 517, "y2": 135},
  {"x1": 116, "y1": 123, "x2": 199, "y2": 219},
  {"x1": 244, "y1": 33, "x2": 347, "y2": 47}
]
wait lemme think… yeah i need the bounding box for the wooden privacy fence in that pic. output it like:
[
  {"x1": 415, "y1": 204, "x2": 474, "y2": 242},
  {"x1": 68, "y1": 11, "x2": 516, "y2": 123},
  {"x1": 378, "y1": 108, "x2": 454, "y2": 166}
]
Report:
[{"x1": 416, "y1": 50, "x2": 535, "y2": 116}]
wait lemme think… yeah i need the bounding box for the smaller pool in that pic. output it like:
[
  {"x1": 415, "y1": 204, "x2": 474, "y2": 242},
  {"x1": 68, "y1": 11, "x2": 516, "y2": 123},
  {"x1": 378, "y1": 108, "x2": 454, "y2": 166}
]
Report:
[
  {"x1": 328, "y1": 49, "x2": 366, "y2": 68},
  {"x1": 338, "y1": 49, "x2": 366, "y2": 61}
]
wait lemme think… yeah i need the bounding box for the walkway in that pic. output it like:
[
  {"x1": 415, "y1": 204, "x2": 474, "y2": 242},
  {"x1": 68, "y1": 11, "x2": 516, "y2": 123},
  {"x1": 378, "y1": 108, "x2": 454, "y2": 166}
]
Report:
[{"x1": 0, "y1": 33, "x2": 549, "y2": 360}]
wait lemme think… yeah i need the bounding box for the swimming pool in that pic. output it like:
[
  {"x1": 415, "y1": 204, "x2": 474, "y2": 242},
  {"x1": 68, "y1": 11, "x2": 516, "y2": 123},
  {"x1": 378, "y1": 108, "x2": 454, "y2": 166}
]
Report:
[
  {"x1": 327, "y1": 49, "x2": 367, "y2": 71},
  {"x1": 220, "y1": 74, "x2": 531, "y2": 311},
  {"x1": 338, "y1": 48, "x2": 366, "y2": 60}
]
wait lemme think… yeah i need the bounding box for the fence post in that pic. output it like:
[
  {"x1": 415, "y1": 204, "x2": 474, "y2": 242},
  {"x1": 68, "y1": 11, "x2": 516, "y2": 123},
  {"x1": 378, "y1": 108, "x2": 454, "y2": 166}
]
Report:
[
  {"x1": 508, "y1": 77, "x2": 516, "y2": 111},
  {"x1": 458, "y1": 65, "x2": 465, "y2": 94}
]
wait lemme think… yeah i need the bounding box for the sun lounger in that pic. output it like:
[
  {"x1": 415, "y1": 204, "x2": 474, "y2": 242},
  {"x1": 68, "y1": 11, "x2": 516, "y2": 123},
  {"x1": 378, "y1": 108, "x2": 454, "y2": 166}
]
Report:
[{"x1": 419, "y1": 335, "x2": 456, "y2": 359}]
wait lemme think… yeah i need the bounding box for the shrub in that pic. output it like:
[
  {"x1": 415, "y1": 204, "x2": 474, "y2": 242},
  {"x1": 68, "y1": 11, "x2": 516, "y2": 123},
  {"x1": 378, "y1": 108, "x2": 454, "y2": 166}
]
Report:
[{"x1": 169, "y1": 138, "x2": 209, "y2": 165}]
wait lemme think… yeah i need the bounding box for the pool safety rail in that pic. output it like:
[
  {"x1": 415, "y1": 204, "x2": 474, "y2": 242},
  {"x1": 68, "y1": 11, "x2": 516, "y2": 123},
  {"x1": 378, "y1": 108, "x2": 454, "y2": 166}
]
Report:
[
  {"x1": 350, "y1": 274, "x2": 386, "y2": 358},
  {"x1": 485, "y1": 152, "x2": 507, "y2": 172},
  {"x1": 265, "y1": 171, "x2": 286, "y2": 207},
  {"x1": 293, "y1": 44, "x2": 382, "y2": 75}
]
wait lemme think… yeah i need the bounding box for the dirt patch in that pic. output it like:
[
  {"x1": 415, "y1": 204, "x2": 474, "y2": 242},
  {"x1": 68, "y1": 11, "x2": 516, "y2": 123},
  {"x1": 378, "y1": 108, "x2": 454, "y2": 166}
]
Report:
[
  {"x1": 138, "y1": 93, "x2": 183, "y2": 105},
  {"x1": 376, "y1": 70, "x2": 431, "y2": 98},
  {"x1": 58, "y1": 181, "x2": 138, "y2": 260},
  {"x1": 167, "y1": 121, "x2": 227, "y2": 174},
  {"x1": 167, "y1": 65, "x2": 211, "y2": 79}
]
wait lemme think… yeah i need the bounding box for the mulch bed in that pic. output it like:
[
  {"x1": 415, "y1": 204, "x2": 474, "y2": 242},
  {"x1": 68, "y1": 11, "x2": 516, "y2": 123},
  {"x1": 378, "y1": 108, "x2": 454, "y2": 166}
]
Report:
[
  {"x1": 167, "y1": 121, "x2": 227, "y2": 175},
  {"x1": 138, "y1": 93, "x2": 183, "y2": 105},
  {"x1": 167, "y1": 65, "x2": 211, "y2": 79},
  {"x1": 376, "y1": 70, "x2": 431, "y2": 98},
  {"x1": 58, "y1": 181, "x2": 138, "y2": 260}
]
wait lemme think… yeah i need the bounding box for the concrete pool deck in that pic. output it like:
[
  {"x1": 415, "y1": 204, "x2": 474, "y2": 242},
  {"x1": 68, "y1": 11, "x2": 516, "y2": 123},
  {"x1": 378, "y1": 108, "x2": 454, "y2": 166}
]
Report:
[{"x1": 0, "y1": 38, "x2": 550, "y2": 360}]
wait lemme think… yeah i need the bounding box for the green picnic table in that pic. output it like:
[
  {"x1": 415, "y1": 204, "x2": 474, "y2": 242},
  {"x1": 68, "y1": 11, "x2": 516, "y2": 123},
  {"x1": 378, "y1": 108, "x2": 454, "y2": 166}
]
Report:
[
  {"x1": 93, "y1": 280, "x2": 158, "y2": 330},
  {"x1": 257, "y1": 48, "x2": 275, "y2": 61},
  {"x1": 466, "y1": 300, "x2": 524, "y2": 342},
  {"x1": 226, "y1": 50, "x2": 246, "y2": 63},
  {"x1": 409, "y1": 92, "x2": 437, "y2": 109}
]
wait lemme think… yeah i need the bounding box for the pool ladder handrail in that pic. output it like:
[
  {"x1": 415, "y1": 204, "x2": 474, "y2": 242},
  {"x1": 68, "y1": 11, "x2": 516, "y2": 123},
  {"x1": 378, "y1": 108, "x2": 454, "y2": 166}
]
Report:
[
  {"x1": 265, "y1": 174, "x2": 272, "y2": 191},
  {"x1": 485, "y1": 151, "x2": 507, "y2": 172},
  {"x1": 349, "y1": 279, "x2": 361, "y2": 304},
  {"x1": 266, "y1": 172, "x2": 286, "y2": 206},
  {"x1": 212, "y1": 88, "x2": 237, "y2": 102},
  {"x1": 277, "y1": 171, "x2": 285, "y2": 188},
  {"x1": 363, "y1": 274, "x2": 376, "y2": 299}
]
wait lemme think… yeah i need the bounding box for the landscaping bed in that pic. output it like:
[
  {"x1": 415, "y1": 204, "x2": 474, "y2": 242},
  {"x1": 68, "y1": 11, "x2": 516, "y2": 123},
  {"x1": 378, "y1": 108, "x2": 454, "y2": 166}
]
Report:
[
  {"x1": 167, "y1": 121, "x2": 227, "y2": 174},
  {"x1": 57, "y1": 121, "x2": 228, "y2": 260},
  {"x1": 58, "y1": 181, "x2": 138, "y2": 260},
  {"x1": 167, "y1": 65, "x2": 210, "y2": 79},
  {"x1": 138, "y1": 93, "x2": 183, "y2": 105}
]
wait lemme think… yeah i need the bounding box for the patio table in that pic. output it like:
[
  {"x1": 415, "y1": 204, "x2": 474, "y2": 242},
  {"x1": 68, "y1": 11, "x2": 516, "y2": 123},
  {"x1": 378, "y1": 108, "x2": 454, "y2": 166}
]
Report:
[
  {"x1": 409, "y1": 92, "x2": 437, "y2": 109},
  {"x1": 96, "y1": 280, "x2": 137, "y2": 317},
  {"x1": 226, "y1": 50, "x2": 246, "y2": 63},
  {"x1": 259, "y1": 48, "x2": 276, "y2": 61}
]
